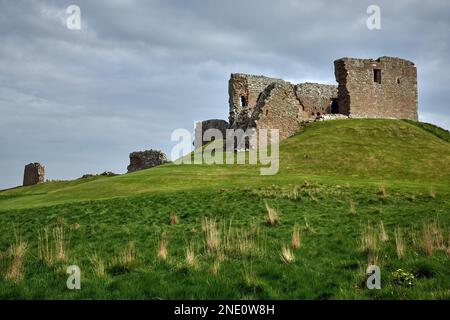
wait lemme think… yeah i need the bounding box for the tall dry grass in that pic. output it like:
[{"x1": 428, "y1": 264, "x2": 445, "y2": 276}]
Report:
[
  {"x1": 122, "y1": 242, "x2": 136, "y2": 265},
  {"x1": 53, "y1": 225, "x2": 67, "y2": 261},
  {"x1": 304, "y1": 217, "x2": 316, "y2": 234},
  {"x1": 291, "y1": 225, "x2": 301, "y2": 249},
  {"x1": 394, "y1": 228, "x2": 405, "y2": 258},
  {"x1": 210, "y1": 259, "x2": 221, "y2": 275},
  {"x1": 37, "y1": 225, "x2": 69, "y2": 265},
  {"x1": 265, "y1": 202, "x2": 279, "y2": 226},
  {"x1": 88, "y1": 253, "x2": 106, "y2": 277},
  {"x1": 447, "y1": 235, "x2": 450, "y2": 257},
  {"x1": 4, "y1": 241, "x2": 28, "y2": 282},
  {"x1": 202, "y1": 218, "x2": 221, "y2": 253},
  {"x1": 170, "y1": 214, "x2": 179, "y2": 225},
  {"x1": 428, "y1": 187, "x2": 436, "y2": 199},
  {"x1": 224, "y1": 223, "x2": 264, "y2": 257},
  {"x1": 379, "y1": 221, "x2": 389, "y2": 242},
  {"x1": 378, "y1": 184, "x2": 387, "y2": 198},
  {"x1": 241, "y1": 262, "x2": 256, "y2": 286},
  {"x1": 281, "y1": 245, "x2": 295, "y2": 264},
  {"x1": 359, "y1": 224, "x2": 379, "y2": 254},
  {"x1": 420, "y1": 221, "x2": 445, "y2": 256},
  {"x1": 185, "y1": 244, "x2": 196, "y2": 267},
  {"x1": 37, "y1": 227, "x2": 52, "y2": 264},
  {"x1": 157, "y1": 234, "x2": 169, "y2": 260},
  {"x1": 349, "y1": 199, "x2": 357, "y2": 215}
]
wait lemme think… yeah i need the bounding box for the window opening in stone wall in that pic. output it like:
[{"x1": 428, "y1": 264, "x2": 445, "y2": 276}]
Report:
[
  {"x1": 240, "y1": 96, "x2": 247, "y2": 107},
  {"x1": 373, "y1": 69, "x2": 381, "y2": 84},
  {"x1": 396, "y1": 77, "x2": 401, "y2": 84}
]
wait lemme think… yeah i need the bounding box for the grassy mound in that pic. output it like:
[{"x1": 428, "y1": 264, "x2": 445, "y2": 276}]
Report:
[
  {"x1": 1, "y1": 119, "x2": 449, "y2": 210},
  {"x1": 0, "y1": 119, "x2": 448, "y2": 299}
]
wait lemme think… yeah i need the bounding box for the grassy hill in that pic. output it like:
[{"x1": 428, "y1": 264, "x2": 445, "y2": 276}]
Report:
[{"x1": 0, "y1": 119, "x2": 449, "y2": 299}]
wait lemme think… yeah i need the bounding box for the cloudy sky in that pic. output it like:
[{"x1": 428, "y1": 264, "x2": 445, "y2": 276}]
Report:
[{"x1": 0, "y1": 0, "x2": 449, "y2": 189}]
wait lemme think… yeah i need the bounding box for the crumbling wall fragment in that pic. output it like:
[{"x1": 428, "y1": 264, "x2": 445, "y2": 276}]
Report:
[
  {"x1": 23, "y1": 162, "x2": 45, "y2": 186},
  {"x1": 127, "y1": 150, "x2": 168, "y2": 173}
]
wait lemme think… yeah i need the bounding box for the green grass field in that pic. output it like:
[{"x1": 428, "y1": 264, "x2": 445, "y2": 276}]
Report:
[{"x1": 0, "y1": 119, "x2": 449, "y2": 299}]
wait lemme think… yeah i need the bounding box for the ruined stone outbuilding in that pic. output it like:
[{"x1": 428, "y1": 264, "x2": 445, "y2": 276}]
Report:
[
  {"x1": 23, "y1": 162, "x2": 45, "y2": 186},
  {"x1": 127, "y1": 149, "x2": 168, "y2": 173},
  {"x1": 203, "y1": 56, "x2": 419, "y2": 143}
]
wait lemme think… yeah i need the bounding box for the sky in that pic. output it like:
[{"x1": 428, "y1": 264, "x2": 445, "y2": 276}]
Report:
[{"x1": 0, "y1": 0, "x2": 449, "y2": 189}]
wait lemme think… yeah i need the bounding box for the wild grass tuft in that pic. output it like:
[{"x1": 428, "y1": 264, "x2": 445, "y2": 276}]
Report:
[
  {"x1": 170, "y1": 213, "x2": 179, "y2": 225},
  {"x1": 4, "y1": 240, "x2": 28, "y2": 282},
  {"x1": 157, "y1": 234, "x2": 169, "y2": 260},
  {"x1": 88, "y1": 253, "x2": 106, "y2": 277},
  {"x1": 281, "y1": 245, "x2": 295, "y2": 264},
  {"x1": 203, "y1": 218, "x2": 221, "y2": 253},
  {"x1": 379, "y1": 221, "x2": 389, "y2": 242},
  {"x1": 395, "y1": 227, "x2": 405, "y2": 259},
  {"x1": 291, "y1": 225, "x2": 301, "y2": 249},
  {"x1": 349, "y1": 199, "x2": 357, "y2": 215},
  {"x1": 185, "y1": 244, "x2": 196, "y2": 267},
  {"x1": 265, "y1": 202, "x2": 279, "y2": 226}
]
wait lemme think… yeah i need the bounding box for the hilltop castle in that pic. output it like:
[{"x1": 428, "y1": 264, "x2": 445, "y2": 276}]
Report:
[{"x1": 200, "y1": 56, "x2": 418, "y2": 142}]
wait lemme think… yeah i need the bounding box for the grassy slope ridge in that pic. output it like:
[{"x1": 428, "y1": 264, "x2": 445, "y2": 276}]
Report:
[
  {"x1": 1, "y1": 119, "x2": 449, "y2": 210},
  {"x1": 0, "y1": 119, "x2": 449, "y2": 299},
  {"x1": 403, "y1": 120, "x2": 450, "y2": 143}
]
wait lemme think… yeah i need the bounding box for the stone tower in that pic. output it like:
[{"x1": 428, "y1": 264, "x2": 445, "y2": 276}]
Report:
[
  {"x1": 23, "y1": 162, "x2": 45, "y2": 186},
  {"x1": 334, "y1": 56, "x2": 418, "y2": 120}
]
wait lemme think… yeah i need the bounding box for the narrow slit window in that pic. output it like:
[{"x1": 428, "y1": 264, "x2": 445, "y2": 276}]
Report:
[
  {"x1": 240, "y1": 96, "x2": 247, "y2": 107},
  {"x1": 373, "y1": 69, "x2": 381, "y2": 84}
]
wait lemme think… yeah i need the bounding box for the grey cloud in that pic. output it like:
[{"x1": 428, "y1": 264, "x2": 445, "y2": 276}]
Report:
[{"x1": 0, "y1": 0, "x2": 449, "y2": 189}]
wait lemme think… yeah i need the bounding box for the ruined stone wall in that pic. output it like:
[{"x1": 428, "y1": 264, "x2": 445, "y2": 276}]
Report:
[
  {"x1": 228, "y1": 74, "x2": 341, "y2": 141},
  {"x1": 23, "y1": 162, "x2": 45, "y2": 186},
  {"x1": 228, "y1": 73, "x2": 287, "y2": 129},
  {"x1": 127, "y1": 149, "x2": 168, "y2": 173},
  {"x1": 295, "y1": 83, "x2": 338, "y2": 117},
  {"x1": 250, "y1": 82, "x2": 303, "y2": 140},
  {"x1": 334, "y1": 56, "x2": 418, "y2": 120},
  {"x1": 196, "y1": 119, "x2": 229, "y2": 146}
]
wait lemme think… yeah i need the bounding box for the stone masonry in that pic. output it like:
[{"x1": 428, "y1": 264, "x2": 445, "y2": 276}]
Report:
[
  {"x1": 334, "y1": 56, "x2": 418, "y2": 120},
  {"x1": 222, "y1": 56, "x2": 418, "y2": 143},
  {"x1": 196, "y1": 119, "x2": 229, "y2": 146},
  {"x1": 227, "y1": 74, "x2": 338, "y2": 140},
  {"x1": 127, "y1": 149, "x2": 168, "y2": 173},
  {"x1": 228, "y1": 73, "x2": 288, "y2": 130},
  {"x1": 23, "y1": 162, "x2": 45, "y2": 186},
  {"x1": 295, "y1": 83, "x2": 338, "y2": 117},
  {"x1": 249, "y1": 82, "x2": 303, "y2": 140}
]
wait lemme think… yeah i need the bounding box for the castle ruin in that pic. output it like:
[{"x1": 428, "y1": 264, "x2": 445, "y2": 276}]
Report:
[
  {"x1": 23, "y1": 162, "x2": 45, "y2": 186},
  {"x1": 334, "y1": 56, "x2": 418, "y2": 120},
  {"x1": 204, "y1": 56, "x2": 418, "y2": 143}
]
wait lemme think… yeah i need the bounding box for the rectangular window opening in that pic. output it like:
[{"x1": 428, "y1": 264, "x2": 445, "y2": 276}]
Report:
[{"x1": 373, "y1": 69, "x2": 381, "y2": 84}]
